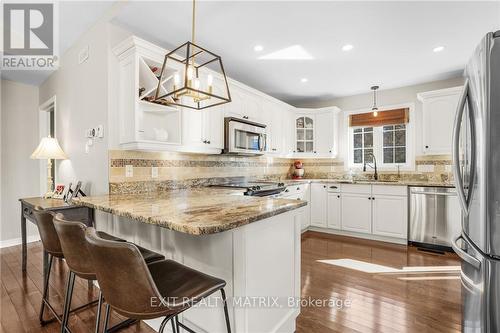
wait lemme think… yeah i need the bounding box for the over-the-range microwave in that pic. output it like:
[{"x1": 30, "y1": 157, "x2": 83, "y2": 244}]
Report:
[{"x1": 223, "y1": 117, "x2": 267, "y2": 155}]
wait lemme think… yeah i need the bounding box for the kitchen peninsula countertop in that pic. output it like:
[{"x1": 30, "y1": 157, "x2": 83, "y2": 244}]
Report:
[
  {"x1": 282, "y1": 179, "x2": 454, "y2": 187},
  {"x1": 74, "y1": 187, "x2": 307, "y2": 235}
]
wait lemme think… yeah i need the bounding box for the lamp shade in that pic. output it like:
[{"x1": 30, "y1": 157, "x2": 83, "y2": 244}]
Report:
[{"x1": 30, "y1": 136, "x2": 67, "y2": 160}]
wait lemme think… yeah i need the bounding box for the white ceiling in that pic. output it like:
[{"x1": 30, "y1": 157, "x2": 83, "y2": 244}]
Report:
[
  {"x1": 3, "y1": 1, "x2": 499, "y2": 106},
  {"x1": 112, "y1": 1, "x2": 500, "y2": 106},
  {"x1": 1, "y1": 1, "x2": 114, "y2": 86}
]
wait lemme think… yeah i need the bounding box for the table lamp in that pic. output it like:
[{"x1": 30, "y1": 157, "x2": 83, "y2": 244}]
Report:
[{"x1": 30, "y1": 135, "x2": 67, "y2": 198}]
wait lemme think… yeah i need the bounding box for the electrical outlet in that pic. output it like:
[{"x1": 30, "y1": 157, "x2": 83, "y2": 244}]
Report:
[
  {"x1": 125, "y1": 165, "x2": 133, "y2": 178},
  {"x1": 151, "y1": 167, "x2": 159, "y2": 179}
]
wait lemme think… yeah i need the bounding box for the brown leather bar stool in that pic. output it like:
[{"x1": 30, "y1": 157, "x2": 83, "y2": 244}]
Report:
[
  {"x1": 32, "y1": 207, "x2": 100, "y2": 327},
  {"x1": 52, "y1": 213, "x2": 165, "y2": 333},
  {"x1": 85, "y1": 227, "x2": 232, "y2": 333}
]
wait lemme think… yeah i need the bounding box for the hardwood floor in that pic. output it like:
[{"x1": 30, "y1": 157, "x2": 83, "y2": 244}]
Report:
[
  {"x1": 0, "y1": 232, "x2": 461, "y2": 333},
  {"x1": 297, "y1": 231, "x2": 462, "y2": 333}
]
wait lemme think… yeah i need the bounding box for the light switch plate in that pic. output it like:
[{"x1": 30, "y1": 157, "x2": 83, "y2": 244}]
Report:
[
  {"x1": 151, "y1": 167, "x2": 159, "y2": 178},
  {"x1": 125, "y1": 165, "x2": 133, "y2": 178},
  {"x1": 96, "y1": 125, "x2": 104, "y2": 138}
]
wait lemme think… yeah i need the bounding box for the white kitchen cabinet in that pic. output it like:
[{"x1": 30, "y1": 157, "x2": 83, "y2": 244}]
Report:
[
  {"x1": 310, "y1": 183, "x2": 328, "y2": 227},
  {"x1": 225, "y1": 86, "x2": 264, "y2": 123},
  {"x1": 262, "y1": 99, "x2": 285, "y2": 154},
  {"x1": 341, "y1": 193, "x2": 372, "y2": 234},
  {"x1": 327, "y1": 192, "x2": 341, "y2": 229},
  {"x1": 182, "y1": 106, "x2": 224, "y2": 151},
  {"x1": 372, "y1": 195, "x2": 408, "y2": 238},
  {"x1": 315, "y1": 112, "x2": 335, "y2": 155},
  {"x1": 292, "y1": 108, "x2": 339, "y2": 157},
  {"x1": 418, "y1": 86, "x2": 463, "y2": 155}
]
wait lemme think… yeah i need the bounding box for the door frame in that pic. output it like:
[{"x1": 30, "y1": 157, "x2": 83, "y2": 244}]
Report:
[{"x1": 38, "y1": 95, "x2": 57, "y2": 194}]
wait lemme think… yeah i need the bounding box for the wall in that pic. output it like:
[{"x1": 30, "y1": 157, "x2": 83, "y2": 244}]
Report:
[
  {"x1": 1, "y1": 80, "x2": 40, "y2": 243},
  {"x1": 38, "y1": 16, "x2": 130, "y2": 196},
  {"x1": 108, "y1": 150, "x2": 292, "y2": 194}
]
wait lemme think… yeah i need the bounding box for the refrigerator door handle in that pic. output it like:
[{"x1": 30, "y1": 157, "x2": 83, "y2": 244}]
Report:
[
  {"x1": 452, "y1": 79, "x2": 470, "y2": 216},
  {"x1": 451, "y1": 233, "x2": 481, "y2": 270}
]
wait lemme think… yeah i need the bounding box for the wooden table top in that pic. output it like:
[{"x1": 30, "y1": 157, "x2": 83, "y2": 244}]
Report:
[{"x1": 19, "y1": 197, "x2": 75, "y2": 210}]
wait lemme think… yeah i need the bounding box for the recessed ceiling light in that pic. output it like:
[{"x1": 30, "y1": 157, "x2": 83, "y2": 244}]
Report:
[
  {"x1": 258, "y1": 45, "x2": 314, "y2": 60},
  {"x1": 433, "y1": 46, "x2": 445, "y2": 53},
  {"x1": 254, "y1": 45, "x2": 263, "y2": 52},
  {"x1": 301, "y1": 78, "x2": 308, "y2": 83},
  {"x1": 342, "y1": 44, "x2": 354, "y2": 52}
]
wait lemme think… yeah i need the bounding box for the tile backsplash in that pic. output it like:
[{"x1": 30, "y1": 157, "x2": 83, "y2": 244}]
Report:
[{"x1": 109, "y1": 150, "x2": 453, "y2": 194}]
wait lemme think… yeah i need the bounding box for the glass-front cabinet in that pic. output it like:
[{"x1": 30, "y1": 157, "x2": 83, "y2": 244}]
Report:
[{"x1": 295, "y1": 115, "x2": 315, "y2": 153}]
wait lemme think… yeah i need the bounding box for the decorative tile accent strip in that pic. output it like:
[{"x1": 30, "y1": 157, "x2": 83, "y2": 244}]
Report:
[{"x1": 108, "y1": 150, "x2": 454, "y2": 194}]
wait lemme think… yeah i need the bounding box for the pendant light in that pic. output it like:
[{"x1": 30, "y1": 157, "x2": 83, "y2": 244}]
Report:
[
  {"x1": 371, "y1": 85, "x2": 379, "y2": 117},
  {"x1": 153, "y1": 0, "x2": 231, "y2": 110}
]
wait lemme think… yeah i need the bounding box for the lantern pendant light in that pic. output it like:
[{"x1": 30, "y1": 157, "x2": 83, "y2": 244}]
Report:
[
  {"x1": 371, "y1": 85, "x2": 379, "y2": 117},
  {"x1": 153, "y1": 0, "x2": 231, "y2": 110}
]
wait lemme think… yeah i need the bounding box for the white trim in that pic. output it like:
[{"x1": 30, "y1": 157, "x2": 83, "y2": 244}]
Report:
[
  {"x1": 0, "y1": 234, "x2": 41, "y2": 249},
  {"x1": 417, "y1": 86, "x2": 464, "y2": 101},
  {"x1": 343, "y1": 102, "x2": 416, "y2": 172},
  {"x1": 307, "y1": 226, "x2": 407, "y2": 245},
  {"x1": 38, "y1": 95, "x2": 57, "y2": 194}
]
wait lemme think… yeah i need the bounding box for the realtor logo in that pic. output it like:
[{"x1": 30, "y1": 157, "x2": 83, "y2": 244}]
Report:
[{"x1": 2, "y1": 2, "x2": 58, "y2": 70}]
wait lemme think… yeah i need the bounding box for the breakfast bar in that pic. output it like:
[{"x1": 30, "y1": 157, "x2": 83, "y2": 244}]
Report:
[{"x1": 75, "y1": 188, "x2": 307, "y2": 333}]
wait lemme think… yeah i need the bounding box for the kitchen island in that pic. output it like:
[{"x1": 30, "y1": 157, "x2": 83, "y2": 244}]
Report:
[{"x1": 75, "y1": 188, "x2": 307, "y2": 333}]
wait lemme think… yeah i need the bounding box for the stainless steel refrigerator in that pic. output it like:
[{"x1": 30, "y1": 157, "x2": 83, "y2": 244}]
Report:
[{"x1": 451, "y1": 31, "x2": 500, "y2": 332}]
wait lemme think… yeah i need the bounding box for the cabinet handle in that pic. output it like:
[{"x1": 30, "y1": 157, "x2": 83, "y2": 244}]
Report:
[
  {"x1": 372, "y1": 197, "x2": 375, "y2": 200},
  {"x1": 285, "y1": 189, "x2": 289, "y2": 192},
  {"x1": 243, "y1": 115, "x2": 249, "y2": 119},
  {"x1": 207, "y1": 140, "x2": 211, "y2": 144},
  {"x1": 272, "y1": 148, "x2": 277, "y2": 151},
  {"x1": 337, "y1": 195, "x2": 340, "y2": 198},
  {"x1": 323, "y1": 185, "x2": 326, "y2": 188},
  {"x1": 425, "y1": 145, "x2": 429, "y2": 149},
  {"x1": 314, "y1": 151, "x2": 317, "y2": 154},
  {"x1": 368, "y1": 197, "x2": 371, "y2": 200}
]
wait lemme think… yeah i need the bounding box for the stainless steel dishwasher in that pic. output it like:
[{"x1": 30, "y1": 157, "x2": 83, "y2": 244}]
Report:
[{"x1": 409, "y1": 186, "x2": 462, "y2": 250}]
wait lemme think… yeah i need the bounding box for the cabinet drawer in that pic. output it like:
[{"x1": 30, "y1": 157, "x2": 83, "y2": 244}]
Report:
[
  {"x1": 341, "y1": 184, "x2": 371, "y2": 194},
  {"x1": 372, "y1": 185, "x2": 407, "y2": 196}
]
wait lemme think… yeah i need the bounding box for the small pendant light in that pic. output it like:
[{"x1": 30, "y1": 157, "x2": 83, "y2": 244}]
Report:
[{"x1": 371, "y1": 85, "x2": 379, "y2": 117}]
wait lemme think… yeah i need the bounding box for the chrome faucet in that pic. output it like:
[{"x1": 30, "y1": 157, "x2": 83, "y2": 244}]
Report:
[{"x1": 363, "y1": 152, "x2": 378, "y2": 180}]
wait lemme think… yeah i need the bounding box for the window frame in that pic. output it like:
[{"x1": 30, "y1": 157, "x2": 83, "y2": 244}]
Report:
[{"x1": 344, "y1": 103, "x2": 415, "y2": 171}]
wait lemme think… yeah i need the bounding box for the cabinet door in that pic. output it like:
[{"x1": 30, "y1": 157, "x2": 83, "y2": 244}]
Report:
[
  {"x1": 262, "y1": 99, "x2": 283, "y2": 153},
  {"x1": 327, "y1": 193, "x2": 341, "y2": 229},
  {"x1": 315, "y1": 112, "x2": 334, "y2": 154},
  {"x1": 224, "y1": 86, "x2": 245, "y2": 119},
  {"x1": 341, "y1": 193, "x2": 372, "y2": 233},
  {"x1": 310, "y1": 183, "x2": 327, "y2": 227},
  {"x1": 243, "y1": 91, "x2": 263, "y2": 123},
  {"x1": 372, "y1": 195, "x2": 407, "y2": 238},
  {"x1": 202, "y1": 106, "x2": 224, "y2": 149},
  {"x1": 182, "y1": 108, "x2": 204, "y2": 146},
  {"x1": 422, "y1": 94, "x2": 459, "y2": 154},
  {"x1": 295, "y1": 115, "x2": 315, "y2": 153}
]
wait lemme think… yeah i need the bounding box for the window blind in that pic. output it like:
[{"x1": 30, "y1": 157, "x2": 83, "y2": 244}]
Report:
[{"x1": 349, "y1": 108, "x2": 409, "y2": 127}]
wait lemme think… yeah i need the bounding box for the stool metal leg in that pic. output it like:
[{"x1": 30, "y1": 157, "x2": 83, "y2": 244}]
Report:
[
  {"x1": 60, "y1": 271, "x2": 75, "y2": 333},
  {"x1": 221, "y1": 289, "x2": 231, "y2": 333},
  {"x1": 95, "y1": 291, "x2": 103, "y2": 333},
  {"x1": 159, "y1": 315, "x2": 174, "y2": 333},
  {"x1": 103, "y1": 303, "x2": 111, "y2": 333},
  {"x1": 39, "y1": 254, "x2": 54, "y2": 324},
  {"x1": 171, "y1": 316, "x2": 177, "y2": 333}
]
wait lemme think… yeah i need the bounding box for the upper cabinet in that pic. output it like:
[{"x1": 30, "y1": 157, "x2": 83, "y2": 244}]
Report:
[
  {"x1": 224, "y1": 86, "x2": 264, "y2": 123},
  {"x1": 293, "y1": 108, "x2": 340, "y2": 158},
  {"x1": 418, "y1": 86, "x2": 463, "y2": 155}
]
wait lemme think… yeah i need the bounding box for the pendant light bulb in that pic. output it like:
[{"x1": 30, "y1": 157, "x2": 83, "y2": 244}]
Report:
[{"x1": 370, "y1": 85, "x2": 379, "y2": 116}]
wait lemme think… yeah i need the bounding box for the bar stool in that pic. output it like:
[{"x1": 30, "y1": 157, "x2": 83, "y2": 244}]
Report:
[
  {"x1": 52, "y1": 213, "x2": 165, "y2": 333},
  {"x1": 32, "y1": 207, "x2": 100, "y2": 326},
  {"x1": 85, "y1": 227, "x2": 232, "y2": 333}
]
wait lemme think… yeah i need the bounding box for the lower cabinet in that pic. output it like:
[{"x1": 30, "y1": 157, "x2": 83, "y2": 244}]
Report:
[
  {"x1": 327, "y1": 193, "x2": 341, "y2": 229},
  {"x1": 340, "y1": 193, "x2": 372, "y2": 234},
  {"x1": 310, "y1": 183, "x2": 328, "y2": 227},
  {"x1": 372, "y1": 195, "x2": 408, "y2": 238}
]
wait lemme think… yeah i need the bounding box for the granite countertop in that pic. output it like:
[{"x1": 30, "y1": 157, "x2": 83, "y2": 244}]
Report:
[
  {"x1": 282, "y1": 179, "x2": 454, "y2": 187},
  {"x1": 74, "y1": 188, "x2": 307, "y2": 235}
]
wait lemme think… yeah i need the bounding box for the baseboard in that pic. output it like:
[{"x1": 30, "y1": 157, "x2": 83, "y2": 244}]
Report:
[
  {"x1": 0, "y1": 234, "x2": 41, "y2": 248},
  {"x1": 306, "y1": 226, "x2": 408, "y2": 245}
]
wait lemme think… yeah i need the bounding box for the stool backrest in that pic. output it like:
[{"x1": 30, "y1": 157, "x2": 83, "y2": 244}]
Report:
[
  {"x1": 85, "y1": 227, "x2": 165, "y2": 318},
  {"x1": 32, "y1": 207, "x2": 63, "y2": 257},
  {"x1": 52, "y1": 214, "x2": 95, "y2": 279}
]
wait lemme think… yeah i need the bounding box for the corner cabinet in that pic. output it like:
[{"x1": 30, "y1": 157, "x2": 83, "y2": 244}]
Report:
[
  {"x1": 293, "y1": 108, "x2": 340, "y2": 158},
  {"x1": 113, "y1": 36, "x2": 182, "y2": 151},
  {"x1": 417, "y1": 86, "x2": 463, "y2": 155}
]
